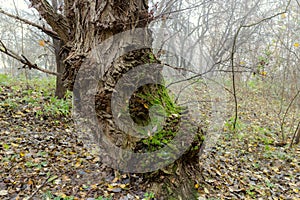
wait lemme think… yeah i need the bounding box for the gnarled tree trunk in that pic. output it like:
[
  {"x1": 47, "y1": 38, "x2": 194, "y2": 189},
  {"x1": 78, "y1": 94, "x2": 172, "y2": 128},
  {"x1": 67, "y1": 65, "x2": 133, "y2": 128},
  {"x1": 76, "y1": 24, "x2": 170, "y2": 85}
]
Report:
[{"x1": 30, "y1": 0, "x2": 204, "y2": 198}]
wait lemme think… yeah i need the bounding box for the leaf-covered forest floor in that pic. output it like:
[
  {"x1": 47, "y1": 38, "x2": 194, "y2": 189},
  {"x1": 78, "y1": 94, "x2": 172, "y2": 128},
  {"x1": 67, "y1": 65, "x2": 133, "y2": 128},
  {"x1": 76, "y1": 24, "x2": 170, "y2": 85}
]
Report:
[{"x1": 0, "y1": 75, "x2": 299, "y2": 200}]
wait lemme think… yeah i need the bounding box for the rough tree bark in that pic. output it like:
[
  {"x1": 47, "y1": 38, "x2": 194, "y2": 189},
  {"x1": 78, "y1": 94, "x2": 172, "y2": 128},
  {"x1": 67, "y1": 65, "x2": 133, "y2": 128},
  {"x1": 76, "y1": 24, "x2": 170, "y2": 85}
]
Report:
[{"x1": 30, "y1": 0, "x2": 204, "y2": 199}]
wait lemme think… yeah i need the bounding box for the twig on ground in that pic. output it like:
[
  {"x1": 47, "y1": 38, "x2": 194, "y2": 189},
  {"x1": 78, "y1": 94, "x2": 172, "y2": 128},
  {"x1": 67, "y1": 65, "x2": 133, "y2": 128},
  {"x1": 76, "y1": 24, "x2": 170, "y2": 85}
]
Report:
[{"x1": 27, "y1": 174, "x2": 58, "y2": 200}]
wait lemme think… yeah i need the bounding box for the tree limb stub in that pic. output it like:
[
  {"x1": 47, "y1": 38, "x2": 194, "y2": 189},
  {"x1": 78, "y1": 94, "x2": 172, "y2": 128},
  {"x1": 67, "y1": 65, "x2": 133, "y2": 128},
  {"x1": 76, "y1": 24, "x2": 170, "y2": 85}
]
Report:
[{"x1": 29, "y1": 0, "x2": 69, "y2": 42}]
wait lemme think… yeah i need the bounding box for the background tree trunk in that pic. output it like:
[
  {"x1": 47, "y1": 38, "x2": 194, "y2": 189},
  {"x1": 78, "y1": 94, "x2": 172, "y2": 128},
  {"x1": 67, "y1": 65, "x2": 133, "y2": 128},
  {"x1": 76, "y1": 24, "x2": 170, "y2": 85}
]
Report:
[
  {"x1": 52, "y1": 0, "x2": 67, "y2": 99},
  {"x1": 295, "y1": 123, "x2": 300, "y2": 144},
  {"x1": 53, "y1": 38, "x2": 67, "y2": 99}
]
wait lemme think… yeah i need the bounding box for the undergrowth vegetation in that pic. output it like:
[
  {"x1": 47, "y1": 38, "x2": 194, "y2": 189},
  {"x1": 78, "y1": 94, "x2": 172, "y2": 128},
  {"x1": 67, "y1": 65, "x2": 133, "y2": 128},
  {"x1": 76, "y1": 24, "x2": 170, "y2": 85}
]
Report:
[
  {"x1": 0, "y1": 74, "x2": 72, "y2": 121},
  {"x1": 0, "y1": 74, "x2": 299, "y2": 199}
]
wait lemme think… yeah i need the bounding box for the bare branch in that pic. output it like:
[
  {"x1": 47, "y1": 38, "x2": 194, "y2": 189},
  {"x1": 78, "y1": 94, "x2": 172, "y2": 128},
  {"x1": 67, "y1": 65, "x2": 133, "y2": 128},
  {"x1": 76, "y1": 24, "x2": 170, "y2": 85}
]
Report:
[
  {"x1": 153, "y1": 0, "x2": 211, "y2": 23},
  {"x1": 280, "y1": 89, "x2": 300, "y2": 142},
  {"x1": 0, "y1": 40, "x2": 59, "y2": 76},
  {"x1": 0, "y1": 8, "x2": 59, "y2": 40},
  {"x1": 296, "y1": 0, "x2": 300, "y2": 8},
  {"x1": 230, "y1": 0, "x2": 292, "y2": 130}
]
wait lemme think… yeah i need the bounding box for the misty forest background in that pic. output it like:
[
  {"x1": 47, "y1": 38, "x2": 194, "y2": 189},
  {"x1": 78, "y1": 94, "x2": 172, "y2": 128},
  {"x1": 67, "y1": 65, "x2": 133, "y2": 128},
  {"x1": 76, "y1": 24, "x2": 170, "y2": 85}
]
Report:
[{"x1": 0, "y1": 0, "x2": 299, "y2": 199}]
